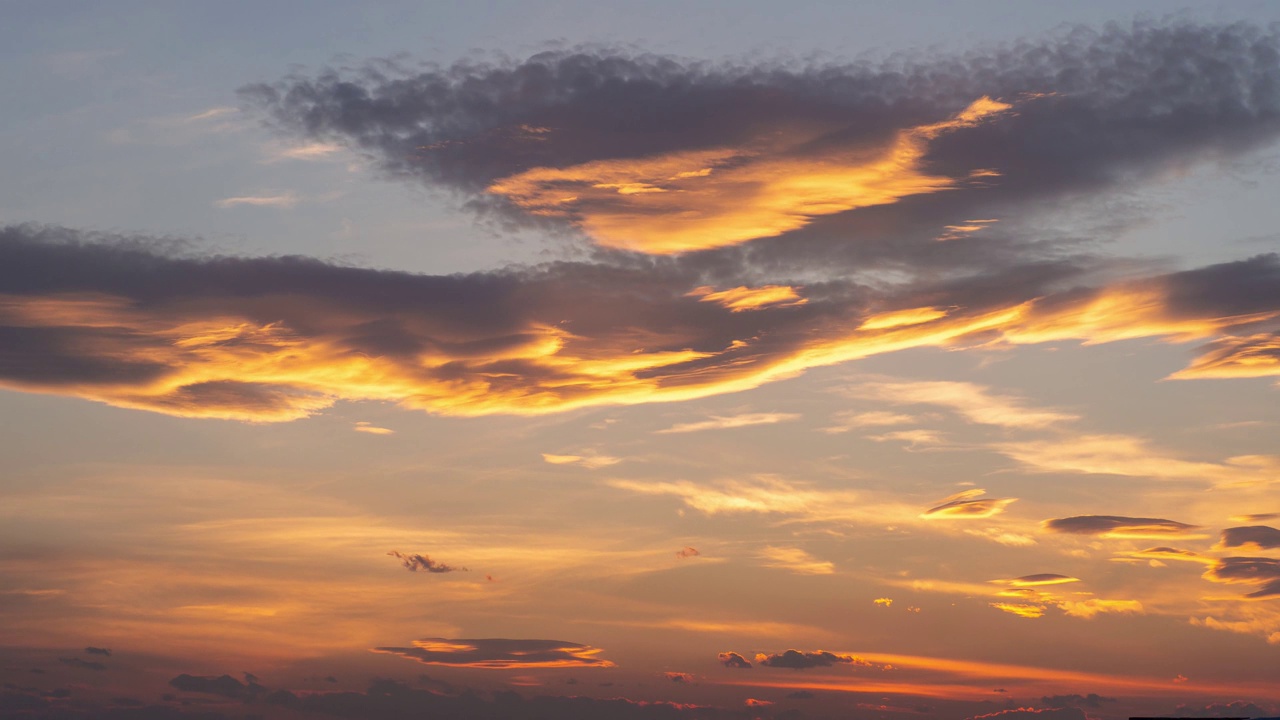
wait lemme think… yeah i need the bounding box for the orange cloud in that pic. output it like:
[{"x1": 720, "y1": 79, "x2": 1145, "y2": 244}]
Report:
[
  {"x1": 2, "y1": 233, "x2": 1277, "y2": 423},
  {"x1": 371, "y1": 638, "x2": 615, "y2": 668},
  {"x1": 486, "y1": 97, "x2": 1014, "y2": 253},
  {"x1": 990, "y1": 603, "x2": 1045, "y2": 619},
  {"x1": 686, "y1": 285, "x2": 807, "y2": 312},
  {"x1": 1169, "y1": 333, "x2": 1280, "y2": 382},
  {"x1": 922, "y1": 489, "x2": 1018, "y2": 519}
]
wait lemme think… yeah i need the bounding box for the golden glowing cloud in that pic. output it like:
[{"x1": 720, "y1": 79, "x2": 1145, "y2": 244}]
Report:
[
  {"x1": 486, "y1": 97, "x2": 1013, "y2": 253},
  {"x1": 757, "y1": 546, "x2": 835, "y2": 575},
  {"x1": 686, "y1": 285, "x2": 807, "y2": 312},
  {"x1": 1169, "y1": 333, "x2": 1280, "y2": 382},
  {"x1": 990, "y1": 603, "x2": 1046, "y2": 618},
  {"x1": 371, "y1": 638, "x2": 616, "y2": 668},
  {"x1": 1, "y1": 251, "x2": 1276, "y2": 424}
]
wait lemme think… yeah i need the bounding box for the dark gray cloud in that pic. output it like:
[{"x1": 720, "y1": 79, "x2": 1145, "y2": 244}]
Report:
[
  {"x1": 371, "y1": 638, "x2": 615, "y2": 668},
  {"x1": 755, "y1": 649, "x2": 872, "y2": 670},
  {"x1": 83, "y1": 646, "x2": 111, "y2": 656},
  {"x1": 1220, "y1": 525, "x2": 1280, "y2": 550},
  {"x1": 1042, "y1": 515, "x2": 1202, "y2": 537},
  {"x1": 168, "y1": 673, "x2": 265, "y2": 699},
  {"x1": 387, "y1": 551, "x2": 467, "y2": 573},
  {"x1": 717, "y1": 651, "x2": 752, "y2": 669},
  {"x1": 1041, "y1": 693, "x2": 1115, "y2": 709},
  {"x1": 1203, "y1": 556, "x2": 1280, "y2": 599},
  {"x1": 56, "y1": 657, "x2": 105, "y2": 671},
  {"x1": 242, "y1": 23, "x2": 1280, "y2": 250}
]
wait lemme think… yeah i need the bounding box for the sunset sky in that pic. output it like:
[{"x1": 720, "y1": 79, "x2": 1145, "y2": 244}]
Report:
[{"x1": 3, "y1": 3, "x2": 1280, "y2": 720}]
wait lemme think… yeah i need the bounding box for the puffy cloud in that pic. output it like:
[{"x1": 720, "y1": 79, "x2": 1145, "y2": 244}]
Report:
[
  {"x1": 371, "y1": 638, "x2": 615, "y2": 668},
  {"x1": 1042, "y1": 515, "x2": 1205, "y2": 539},
  {"x1": 243, "y1": 23, "x2": 1280, "y2": 261},
  {"x1": 744, "y1": 698, "x2": 773, "y2": 707},
  {"x1": 675, "y1": 546, "x2": 700, "y2": 559},
  {"x1": 874, "y1": 598, "x2": 893, "y2": 607},
  {"x1": 663, "y1": 672, "x2": 693, "y2": 683},
  {"x1": 387, "y1": 551, "x2": 467, "y2": 573},
  {"x1": 718, "y1": 652, "x2": 752, "y2": 669},
  {"x1": 754, "y1": 649, "x2": 873, "y2": 669},
  {"x1": 1219, "y1": 525, "x2": 1280, "y2": 550}
]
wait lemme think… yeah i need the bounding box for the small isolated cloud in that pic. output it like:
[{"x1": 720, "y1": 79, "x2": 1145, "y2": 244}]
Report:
[
  {"x1": 656, "y1": 412, "x2": 800, "y2": 434},
  {"x1": 541, "y1": 452, "x2": 621, "y2": 469},
  {"x1": 719, "y1": 652, "x2": 752, "y2": 669},
  {"x1": 922, "y1": 489, "x2": 1017, "y2": 519},
  {"x1": 1042, "y1": 515, "x2": 1205, "y2": 539},
  {"x1": 58, "y1": 657, "x2": 106, "y2": 671},
  {"x1": 214, "y1": 193, "x2": 299, "y2": 209},
  {"x1": 874, "y1": 598, "x2": 893, "y2": 607},
  {"x1": 84, "y1": 647, "x2": 111, "y2": 656},
  {"x1": 664, "y1": 672, "x2": 693, "y2": 683},
  {"x1": 1219, "y1": 525, "x2": 1280, "y2": 550},
  {"x1": 354, "y1": 421, "x2": 394, "y2": 435},
  {"x1": 745, "y1": 698, "x2": 774, "y2": 707},
  {"x1": 993, "y1": 574, "x2": 1080, "y2": 587},
  {"x1": 758, "y1": 546, "x2": 834, "y2": 575},
  {"x1": 387, "y1": 551, "x2": 466, "y2": 573},
  {"x1": 755, "y1": 650, "x2": 872, "y2": 670},
  {"x1": 1173, "y1": 674, "x2": 1189, "y2": 684},
  {"x1": 675, "y1": 546, "x2": 700, "y2": 559},
  {"x1": 371, "y1": 638, "x2": 615, "y2": 668}
]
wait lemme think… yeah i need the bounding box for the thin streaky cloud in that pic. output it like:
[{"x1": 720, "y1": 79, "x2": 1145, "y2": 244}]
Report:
[
  {"x1": 655, "y1": 412, "x2": 801, "y2": 434},
  {"x1": 214, "y1": 193, "x2": 299, "y2": 209}
]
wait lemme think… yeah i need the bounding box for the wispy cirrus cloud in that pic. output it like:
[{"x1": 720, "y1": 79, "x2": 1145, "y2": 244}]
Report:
[
  {"x1": 848, "y1": 380, "x2": 1076, "y2": 429},
  {"x1": 214, "y1": 193, "x2": 300, "y2": 209},
  {"x1": 757, "y1": 546, "x2": 835, "y2": 575},
  {"x1": 921, "y1": 489, "x2": 1018, "y2": 519},
  {"x1": 655, "y1": 412, "x2": 800, "y2": 434}
]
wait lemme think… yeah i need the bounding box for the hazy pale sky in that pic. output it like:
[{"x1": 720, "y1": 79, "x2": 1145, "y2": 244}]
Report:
[{"x1": 2, "y1": 3, "x2": 1280, "y2": 720}]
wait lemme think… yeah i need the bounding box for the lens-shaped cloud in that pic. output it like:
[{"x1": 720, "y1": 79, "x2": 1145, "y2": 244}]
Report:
[
  {"x1": 371, "y1": 638, "x2": 615, "y2": 668},
  {"x1": 1042, "y1": 515, "x2": 1205, "y2": 539}
]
